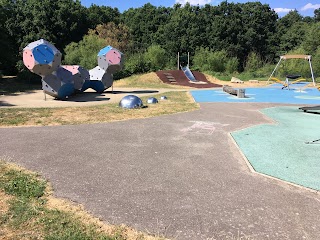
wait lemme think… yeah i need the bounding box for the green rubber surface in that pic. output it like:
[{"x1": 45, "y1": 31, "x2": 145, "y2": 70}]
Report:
[{"x1": 232, "y1": 107, "x2": 320, "y2": 191}]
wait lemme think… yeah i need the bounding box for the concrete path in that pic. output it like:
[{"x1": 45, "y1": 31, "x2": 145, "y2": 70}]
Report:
[{"x1": 0, "y1": 103, "x2": 320, "y2": 239}]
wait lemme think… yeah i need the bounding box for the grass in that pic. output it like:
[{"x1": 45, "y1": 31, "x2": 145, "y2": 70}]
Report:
[
  {"x1": 0, "y1": 160, "x2": 166, "y2": 240},
  {"x1": 113, "y1": 73, "x2": 186, "y2": 89},
  {"x1": 0, "y1": 91, "x2": 198, "y2": 127}
]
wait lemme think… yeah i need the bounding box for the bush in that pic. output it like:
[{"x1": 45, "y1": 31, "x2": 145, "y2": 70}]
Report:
[
  {"x1": 225, "y1": 57, "x2": 239, "y2": 73},
  {"x1": 64, "y1": 34, "x2": 106, "y2": 70},
  {"x1": 143, "y1": 45, "x2": 167, "y2": 71},
  {"x1": 124, "y1": 53, "x2": 149, "y2": 74},
  {"x1": 244, "y1": 52, "x2": 263, "y2": 72},
  {"x1": 193, "y1": 48, "x2": 230, "y2": 73}
]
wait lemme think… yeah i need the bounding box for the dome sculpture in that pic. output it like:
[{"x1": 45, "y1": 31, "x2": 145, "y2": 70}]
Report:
[
  {"x1": 119, "y1": 95, "x2": 143, "y2": 109},
  {"x1": 147, "y1": 97, "x2": 158, "y2": 104}
]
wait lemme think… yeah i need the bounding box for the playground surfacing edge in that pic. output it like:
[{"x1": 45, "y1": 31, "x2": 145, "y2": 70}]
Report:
[
  {"x1": 231, "y1": 106, "x2": 320, "y2": 191},
  {"x1": 191, "y1": 83, "x2": 320, "y2": 104}
]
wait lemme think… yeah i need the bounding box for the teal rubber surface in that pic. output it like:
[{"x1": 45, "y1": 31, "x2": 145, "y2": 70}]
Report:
[{"x1": 232, "y1": 107, "x2": 320, "y2": 190}]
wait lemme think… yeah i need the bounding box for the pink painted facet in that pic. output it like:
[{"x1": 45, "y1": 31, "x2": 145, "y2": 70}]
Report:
[
  {"x1": 106, "y1": 50, "x2": 121, "y2": 65},
  {"x1": 23, "y1": 50, "x2": 36, "y2": 69},
  {"x1": 62, "y1": 65, "x2": 80, "y2": 75}
]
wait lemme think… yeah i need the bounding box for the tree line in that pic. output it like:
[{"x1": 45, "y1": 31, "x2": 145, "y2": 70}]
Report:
[{"x1": 0, "y1": 0, "x2": 319, "y2": 79}]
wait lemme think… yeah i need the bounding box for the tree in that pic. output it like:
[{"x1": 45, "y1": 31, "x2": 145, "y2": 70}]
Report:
[
  {"x1": 86, "y1": 4, "x2": 120, "y2": 29},
  {"x1": 302, "y1": 22, "x2": 320, "y2": 54},
  {"x1": 121, "y1": 3, "x2": 172, "y2": 53},
  {"x1": 88, "y1": 22, "x2": 131, "y2": 52},
  {"x1": 156, "y1": 3, "x2": 207, "y2": 55},
  {"x1": 0, "y1": 0, "x2": 16, "y2": 74},
  {"x1": 279, "y1": 22, "x2": 308, "y2": 53},
  {"x1": 314, "y1": 8, "x2": 320, "y2": 22},
  {"x1": 5, "y1": 0, "x2": 88, "y2": 53},
  {"x1": 143, "y1": 45, "x2": 167, "y2": 71},
  {"x1": 64, "y1": 34, "x2": 106, "y2": 70}
]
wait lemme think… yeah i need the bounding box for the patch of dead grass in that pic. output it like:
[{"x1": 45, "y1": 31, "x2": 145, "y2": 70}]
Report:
[
  {"x1": 0, "y1": 91, "x2": 198, "y2": 127},
  {"x1": 114, "y1": 73, "x2": 187, "y2": 89}
]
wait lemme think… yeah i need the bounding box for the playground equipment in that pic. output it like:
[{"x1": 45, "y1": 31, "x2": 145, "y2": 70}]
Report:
[
  {"x1": 267, "y1": 55, "x2": 316, "y2": 88},
  {"x1": 119, "y1": 95, "x2": 143, "y2": 109},
  {"x1": 299, "y1": 105, "x2": 320, "y2": 113},
  {"x1": 177, "y1": 52, "x2": 199, "y2": 82},
  {"x1": 223, "y1": 85, "x2": 246, "y2": 98},
  {"x1": 23, "y1": 39, "x2": 124, "y2": 99}
]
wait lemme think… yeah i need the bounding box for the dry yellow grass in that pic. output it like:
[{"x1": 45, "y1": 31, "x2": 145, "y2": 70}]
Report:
[
  {"x1": 114, "y1": 73, "x2": 190, "y2": 89},
  {"x1": 0, "y1": 91, "x2": 198, "y2": 127}
]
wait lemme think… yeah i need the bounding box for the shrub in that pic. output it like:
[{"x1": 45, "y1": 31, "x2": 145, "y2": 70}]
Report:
[
  {"x1": 143, "y1": 45, "x2": 167, "y2": 71},
  {"x1": 193, "y1": 48, "x2": 229, "y2": 72},
  {"x1": 244, "y1": 52, "x2": 263, "y2": 72},
  {"x1": 225, "y1": 57, "x2": 239, "y2": 73},
  {"x1": 124, "y1": 53, "x2": 149, "y2": 74},
  {"x1": 63, "y1": 34, "x2": 106, "y2": 70}
]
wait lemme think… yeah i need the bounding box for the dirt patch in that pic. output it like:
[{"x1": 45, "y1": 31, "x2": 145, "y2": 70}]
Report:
[
  {"x1": 156, "y1": 70, "x2": 221, "y2": 88},
  {"x1": 205, "y1": 74, "x2": 269, "y2": 88}
]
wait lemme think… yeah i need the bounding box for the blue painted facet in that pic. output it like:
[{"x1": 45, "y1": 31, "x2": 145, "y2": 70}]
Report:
[
  {"x1": 57, "y1": 83, "x2": 75, "y2": 99},
  {"x1": 81, "y1": 80, "x2": 91, "y2": 92},
  {"x1": 97, "y1": 46, "x2": 112, "y2": 57},
  {"x1": 90, "y1": 80, "x2": 105, "y2": 93},
  {"x1": 32, "y1": 44, "x2": 54, "y2": 64}
]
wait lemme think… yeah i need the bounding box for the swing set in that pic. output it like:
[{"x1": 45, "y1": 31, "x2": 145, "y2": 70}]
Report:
[{"x1": 267, "y1": 55, "x2": 316, "y2": 89}]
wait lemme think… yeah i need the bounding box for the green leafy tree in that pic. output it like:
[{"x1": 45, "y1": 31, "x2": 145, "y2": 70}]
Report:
[
  {"x1": 86, "y1": 4, "x2": 120, "y2": 29},
  {"x1": 88, "y1": 22, "x2": 131, "y2": 52},
  {"x1": 0, "y1": 0, "x2": 16, "y2": 74},
  {"x1": 143, "y1": 45, "x2": 167, "y2": 71},
  {"x1": 5, "y1": 0, "x2": 88, "y2": 53},
  {"x1": 121, "y1": 3, "x2": 172, "y2": 53},
  {"x1": 279, "y1": 22, "x2": 308, "y2": 54},
  {"x1": 302, "y1": 22, "x2": 320, "y2": 54},
  {"x1": 244, "y1": 52, "x2": 264, "y2": 72},
  {"x1": 63, "y1": 34, "x2": 106, "y2": 70}
]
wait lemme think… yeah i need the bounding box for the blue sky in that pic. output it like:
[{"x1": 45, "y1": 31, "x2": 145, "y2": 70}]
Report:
[{"x1": 80, "y1": 0, "x2": 320, "y2": 17}]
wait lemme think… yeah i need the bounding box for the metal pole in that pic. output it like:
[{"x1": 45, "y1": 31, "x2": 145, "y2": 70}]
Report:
[
  {"x1": 267, "y1": 58, "x2": 283, "y2": 84},
  {"x1": 188, "y1": 52, "x2": 190, "y2": 68},
  {"x1": 177, "y1": 52, "x2": 180, "y2": 70},
  {"x1": 308, "y1": 57, "x2": 316, "y2": 86}
]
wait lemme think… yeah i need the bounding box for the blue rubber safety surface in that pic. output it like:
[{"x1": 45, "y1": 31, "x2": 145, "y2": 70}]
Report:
[
  {"x1": 232, "y1": 107, "x2": 320, "y2": 191},
  {"x1": 191, "y1": 84, "x2": 320, "y2": 104}
]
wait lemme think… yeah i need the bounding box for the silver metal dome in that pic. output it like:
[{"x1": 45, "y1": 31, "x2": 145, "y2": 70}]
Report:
[
  {"x1": 119, "y1": 95, "x2": 143, "y2": 109},
  {"x1": 160, "y1": 96, "x2": 167, "y2": 100},
  {"x1": 147, "y1": 97, "x2": 158, "y2": 104}
]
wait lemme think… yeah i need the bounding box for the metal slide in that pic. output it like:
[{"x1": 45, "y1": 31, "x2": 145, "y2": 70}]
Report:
[{"x1": 181, "y1": 66, "x2": 198, "y2": 82}]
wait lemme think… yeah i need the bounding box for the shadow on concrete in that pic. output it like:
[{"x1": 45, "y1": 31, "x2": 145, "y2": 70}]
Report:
[
  {"x1": 57, "y1": 92, "x2": 111, "y2": 103},
  {"x1": 105, "y1": 90, "x2": 159, "y2": 94},
  {"x1": 0, "y1": 100, "x2": 15, "y2": 107},
  {"x1": 0, "y1": 90, "x2": 39, "y2": 96}
]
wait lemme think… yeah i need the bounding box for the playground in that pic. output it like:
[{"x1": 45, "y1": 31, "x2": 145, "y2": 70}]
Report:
[
  {"x1": 1, "y1": 72, "x2": 320, "y2": 240},
  {"x1": 1, "y1": 41, "x2": 320, "y2": 239}
]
